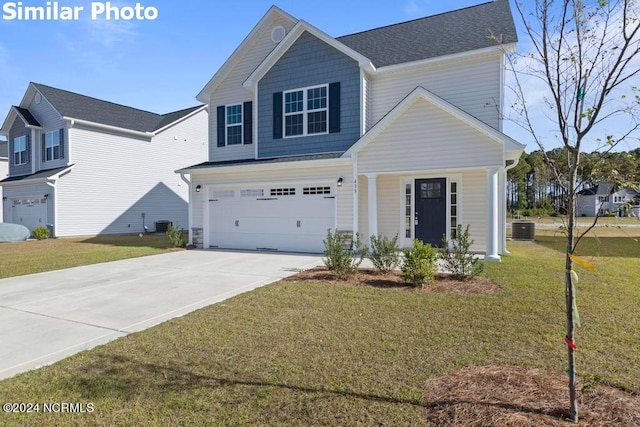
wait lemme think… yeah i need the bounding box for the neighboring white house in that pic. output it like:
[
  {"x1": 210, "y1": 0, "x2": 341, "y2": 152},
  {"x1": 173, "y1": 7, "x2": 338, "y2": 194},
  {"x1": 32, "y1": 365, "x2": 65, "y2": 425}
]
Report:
[
  {"x1": 177, "y1": 0, "x2": 525, "y2": 260},
  {"x1": 0, "y1": 140, "x2": 7, "y2": 222},
  {"x1": 577, "y1": 183, "x2": 640, "y2": 217},
  {"x1": 0, "y1": 83, "x2": 208, "y2": 236}
]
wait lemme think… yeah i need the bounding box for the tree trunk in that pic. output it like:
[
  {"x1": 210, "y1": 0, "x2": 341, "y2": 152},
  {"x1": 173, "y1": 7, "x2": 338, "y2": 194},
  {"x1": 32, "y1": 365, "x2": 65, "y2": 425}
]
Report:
[{"x1": 566, "y1": 159, "x2": 579, "y2": 422}]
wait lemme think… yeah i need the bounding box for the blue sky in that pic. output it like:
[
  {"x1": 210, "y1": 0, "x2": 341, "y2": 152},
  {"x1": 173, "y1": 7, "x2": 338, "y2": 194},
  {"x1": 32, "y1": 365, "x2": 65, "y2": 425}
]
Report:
[{"x1": 0, "y1": 0, "x2": 637, "y2": 152}]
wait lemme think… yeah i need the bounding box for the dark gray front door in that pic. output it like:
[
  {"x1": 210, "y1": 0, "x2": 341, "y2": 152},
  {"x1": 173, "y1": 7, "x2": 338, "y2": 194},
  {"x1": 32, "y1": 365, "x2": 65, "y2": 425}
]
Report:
[{"x1": 415, "y1": 178, "x2": 447, "y2": 247}]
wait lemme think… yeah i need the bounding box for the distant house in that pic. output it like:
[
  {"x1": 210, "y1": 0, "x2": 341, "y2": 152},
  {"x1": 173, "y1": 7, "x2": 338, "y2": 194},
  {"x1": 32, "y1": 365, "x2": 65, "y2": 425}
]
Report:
[
  {"x1": 577, "y1": 183, "x2": 640, "y2": 217},
  {"x1": 0, "y1": 83, "x2": 208, "y2": 236},
  {"x1": 178, "y1": 1, "x2": 525, "y2": 259},
  {"x1": 0, "y1": 140, "x2": 7, "y2": 222}
]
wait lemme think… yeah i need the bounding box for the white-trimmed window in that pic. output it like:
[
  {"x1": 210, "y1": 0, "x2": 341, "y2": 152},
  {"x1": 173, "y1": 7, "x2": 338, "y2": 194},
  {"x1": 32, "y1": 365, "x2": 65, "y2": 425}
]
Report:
[
  {"x1": 404, "y1": 183, "x2": 412, "y2": 238},
  {"x1": 44, "y1": 130, "x2": 61, "y2": 161},
  {"x1": 226, "y1": 104, "x2": 243, "y2": 145},
  {"x1": 13, "y1": 136, "x2": 27, "y2": 165},
  {"x1": 284, "y1": 84, "x2": 328, "y2": 137},
  {"x1": 450, "y1": 181, "x2": 458, "y2": 238}
]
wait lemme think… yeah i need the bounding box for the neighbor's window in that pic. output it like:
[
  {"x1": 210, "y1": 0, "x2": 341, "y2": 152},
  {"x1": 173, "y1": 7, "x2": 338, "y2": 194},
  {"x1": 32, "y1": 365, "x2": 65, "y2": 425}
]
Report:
[
  {"x1": 44, "y1": 130, "x2": 61, "y2": 161},
  {"x1": 13, "y1": 135, "x2": 27, "y2": 165},
  {"x1": 226, "y1": 104, "x2": 242, "y2": 145},
  {"x1": 284, "y1": 84, "x2": 327, "y2": 137}
]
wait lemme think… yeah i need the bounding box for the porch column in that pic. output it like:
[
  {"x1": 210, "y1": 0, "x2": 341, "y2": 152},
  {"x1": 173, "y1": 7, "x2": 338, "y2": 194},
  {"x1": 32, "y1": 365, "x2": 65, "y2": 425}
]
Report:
[
  {"x1": 367, "y1": 174, "x2": 378, "y2": 244},
  {"x1": 485, "y1": 168, "x2": 501, "y2": 262},
  {"x1": 499, "y1": 169, "x2": 510, "y2": 255}
]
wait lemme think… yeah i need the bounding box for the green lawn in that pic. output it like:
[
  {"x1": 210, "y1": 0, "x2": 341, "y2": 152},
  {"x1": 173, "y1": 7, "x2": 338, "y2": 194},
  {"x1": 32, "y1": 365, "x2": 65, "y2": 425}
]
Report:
[
  {"x1": 0, "y1": 236, "x2": 638, "y2": 425},
  {"x1": 0, "y1": 234, "x2": 180, "y2": 279}
]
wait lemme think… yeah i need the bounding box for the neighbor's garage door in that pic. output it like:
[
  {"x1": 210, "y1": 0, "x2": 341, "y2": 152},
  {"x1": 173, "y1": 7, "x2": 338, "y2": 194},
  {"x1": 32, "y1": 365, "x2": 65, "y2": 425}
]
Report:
[
  {"x1": 11, "y1": 197, "x2": 48, "y2": 233},
  {"x1": 208, "y1": 185, "x2": 335, "y2": 253}
]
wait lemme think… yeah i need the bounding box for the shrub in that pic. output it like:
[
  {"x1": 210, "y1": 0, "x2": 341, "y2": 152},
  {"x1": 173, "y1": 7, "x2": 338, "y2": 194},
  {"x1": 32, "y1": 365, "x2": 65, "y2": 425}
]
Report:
[
  {"x1": 369, "y1": 233, "x2": 400, "y2": 273},
  {"x1": 323, "y1": 230, "x2": 367, "y2": 280},
  {"x1": 401, "y1": 239, "x2": 439, "y2": 287},
  {"x1": 441, "y1": 224, "x2": 483, "y2": 280},
  {"x1": 32, "y1": 226, "x2": 50, "y2": 240},
  {"x1": 166, "y1": 224, "x2": 186, "y2": 248}
]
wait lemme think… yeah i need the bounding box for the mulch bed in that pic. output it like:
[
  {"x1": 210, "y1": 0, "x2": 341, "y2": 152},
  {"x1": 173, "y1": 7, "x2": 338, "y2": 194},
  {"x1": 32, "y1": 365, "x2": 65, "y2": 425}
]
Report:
[
  {"x1": 282, "y1": 267, "x2": 500, "y2": 294},
  {"x1": 423, "y1": 365, "x2": 640, "y2": 426}
]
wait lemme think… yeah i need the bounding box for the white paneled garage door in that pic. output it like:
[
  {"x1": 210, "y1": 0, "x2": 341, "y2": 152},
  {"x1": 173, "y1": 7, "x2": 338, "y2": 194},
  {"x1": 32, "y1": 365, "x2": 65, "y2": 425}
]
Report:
[
  {"x1": 207, "y1": 184, "x2": 335, "y2": 253},
  {"x1": 11, "y1": 197, "x2": 48, "y2": 233}
]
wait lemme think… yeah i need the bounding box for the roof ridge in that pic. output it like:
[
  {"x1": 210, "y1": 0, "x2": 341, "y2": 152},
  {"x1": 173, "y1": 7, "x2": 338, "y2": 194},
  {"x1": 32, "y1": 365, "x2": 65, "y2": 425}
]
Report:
[
  {"x1": 161, "y1": 105, "x2": 204, "y2": 117},
  {"x1": 32, "y1": 82, "x2": 162, "y2": 118},
  {"x1": 337, "y1": 0, "x2": 495, "y2": 39}
]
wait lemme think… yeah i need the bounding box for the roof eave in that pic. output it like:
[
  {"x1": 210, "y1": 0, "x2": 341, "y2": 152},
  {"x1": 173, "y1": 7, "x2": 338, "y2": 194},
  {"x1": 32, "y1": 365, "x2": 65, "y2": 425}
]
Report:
[
  {"x1": 64, "y1": 117, "x2": 155, "y2": 138},
  {"x1": 375, "y1": 43, "x2": 516, "y2": 74},
  {"x1": 176, "y1": 156, "x2": 352, "y2": 175},
  {"x1": 154, "y1": 105, "x2": 208, "y2": 134}
]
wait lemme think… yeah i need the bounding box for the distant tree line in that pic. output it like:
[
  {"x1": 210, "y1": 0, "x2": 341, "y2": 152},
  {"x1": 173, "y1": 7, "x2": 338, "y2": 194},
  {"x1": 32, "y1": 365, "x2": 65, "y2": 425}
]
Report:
[{"x1": 507, "y1": 148, "x2": 640, "y2": 215}]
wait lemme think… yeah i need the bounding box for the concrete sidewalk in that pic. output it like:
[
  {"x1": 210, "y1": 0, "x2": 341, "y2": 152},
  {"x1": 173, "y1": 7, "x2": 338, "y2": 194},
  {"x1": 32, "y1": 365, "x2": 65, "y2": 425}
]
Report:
[{"x1": 0, "y1": 250, "x2": 323, "y2": 380}]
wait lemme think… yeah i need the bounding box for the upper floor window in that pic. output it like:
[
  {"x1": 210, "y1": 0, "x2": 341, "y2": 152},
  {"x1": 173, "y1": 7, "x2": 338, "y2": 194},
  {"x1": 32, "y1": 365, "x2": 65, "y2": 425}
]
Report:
[
  {"x1": 216, "y1": 102, "x2": 253, "y2": 147},
  {"x1": 284, "y1": 84, "x2": 328, "y2": 137},
  {"x1": 226, "y1": 104, "x2": 243, "y2": 146},
  {"x1": 43, "y1": 130, "x2": 62, "y2": 161},
  {"x1": 598, "y1": 195, "x2": 609, "y2": 202},
  {"x1": 13, "y1": 135, "x2": 28, "y2": 165}
]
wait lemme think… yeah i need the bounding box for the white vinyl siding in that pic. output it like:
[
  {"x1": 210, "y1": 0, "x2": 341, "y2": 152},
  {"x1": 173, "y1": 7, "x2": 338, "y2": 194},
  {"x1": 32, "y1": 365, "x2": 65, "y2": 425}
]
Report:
[
  {"x1": 370, "y1": 53, "x2": 502, "y2": 130},
  {"x1": 358, "y1": 96, "x2": 502, "y2": 174},
  {"x1": 209, "y1": 15, "x2": 296, "y2": 162},
  {"x1": 460, "y1": 169, "x2": 487, "y2": 252},
  {"x1": 191, "y1": 163, "x2": 353, "y2": 234},
  {"x1": 54, "y1": 109, "x2": 208, "y2": 236}
]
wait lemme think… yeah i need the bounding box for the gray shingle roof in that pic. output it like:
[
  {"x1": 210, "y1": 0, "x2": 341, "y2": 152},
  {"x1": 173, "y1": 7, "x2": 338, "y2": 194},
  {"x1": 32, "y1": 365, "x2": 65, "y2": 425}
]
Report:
[
  {"x1": 578, "y1": 183, "x2": 616, "y2": 196},
  {"x1": 0, "y1": 165, "x2": 72, "y2": 183},
  {"x1": 14, "y1": 107, "x2": 42, "y2": 127},
  {"x1": 32, "y1": 83, "x2": 203, "y2": 133},
  {"x1": 179, "y1": 152, "x2": 343, "y2": 172},
  {"x1": 337, "y1": 0, "x2": 517, "y2": 67}
]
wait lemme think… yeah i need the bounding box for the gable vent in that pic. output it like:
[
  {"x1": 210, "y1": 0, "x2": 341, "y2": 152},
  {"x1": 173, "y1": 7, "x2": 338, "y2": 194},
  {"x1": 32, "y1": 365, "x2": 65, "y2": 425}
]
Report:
[{"x1": 271, "y1": 25, "x2": 286, "y2": 43}]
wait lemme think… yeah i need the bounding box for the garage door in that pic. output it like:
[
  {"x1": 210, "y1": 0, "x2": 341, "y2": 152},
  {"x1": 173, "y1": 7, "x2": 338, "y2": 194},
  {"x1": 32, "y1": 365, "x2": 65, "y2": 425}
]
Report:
[
  {"x1": 11, "y1": 197, "x2": 48, "y2": 233},
  {"x1": 208, "y1": 185, "x2": 335, "y2": 253}
]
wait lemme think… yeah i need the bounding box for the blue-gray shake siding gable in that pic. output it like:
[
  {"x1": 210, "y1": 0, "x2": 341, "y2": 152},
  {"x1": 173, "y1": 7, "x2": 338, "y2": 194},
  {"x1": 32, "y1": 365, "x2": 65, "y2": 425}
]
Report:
[
  {"x1": 8, "y1": 118, "x2": 32, "y2": 177},
  {"x1": 258, "y1": 31, "x2": 361, "y2": 158}
]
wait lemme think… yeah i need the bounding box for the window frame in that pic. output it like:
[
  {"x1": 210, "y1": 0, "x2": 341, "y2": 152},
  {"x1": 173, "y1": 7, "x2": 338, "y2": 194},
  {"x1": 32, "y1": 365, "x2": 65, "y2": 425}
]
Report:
[
  {"x1": 44, "y1": 130, "x2": 61, "y2": 161},
  {"x1": 283, "y1": 84, "x2": 328, "y2": 138},
  {"x1": 13, "y1": 135, "x2": 28, "y2": 165},
  {"x1": 225, "y1": 104, "x2": 243, "y2": 146}
]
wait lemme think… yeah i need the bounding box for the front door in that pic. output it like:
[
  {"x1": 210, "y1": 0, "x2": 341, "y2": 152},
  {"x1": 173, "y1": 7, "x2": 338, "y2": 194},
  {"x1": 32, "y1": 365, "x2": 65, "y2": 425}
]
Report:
[{"x1": 414, "y1": 178, "x2": 447, "y2": 247}]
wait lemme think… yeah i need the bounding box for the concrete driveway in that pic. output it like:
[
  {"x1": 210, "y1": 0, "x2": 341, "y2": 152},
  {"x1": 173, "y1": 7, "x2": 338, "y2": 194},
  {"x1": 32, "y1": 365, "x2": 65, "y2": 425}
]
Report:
[{"x1": 0, "y1": 250, "x2": 323, "y2": 380}]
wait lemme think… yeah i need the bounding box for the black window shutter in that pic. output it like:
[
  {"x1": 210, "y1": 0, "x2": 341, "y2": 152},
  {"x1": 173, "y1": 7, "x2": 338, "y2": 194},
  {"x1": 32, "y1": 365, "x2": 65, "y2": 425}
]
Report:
[
  {"x1": 216, "y1": 106, "x2": 226, "y2": 147},
  {"x1": 42, "y1": 133, "x2": 46, "y2": 161},
  {"x1": 273, "y1": 92, "x2": 283, "y2": 139},
  {"x1": 25, "y1": 134, "x2": 30, "y2": 163},
  {"x1": 243, "y1": 101, "x2": 253, "y2": 144},
  {"x1": 329, "y1": 82, "x2": 341, "y2": 134},
  {"x1": 59, "y1": 128, "x2": 65, "y2": 158}
]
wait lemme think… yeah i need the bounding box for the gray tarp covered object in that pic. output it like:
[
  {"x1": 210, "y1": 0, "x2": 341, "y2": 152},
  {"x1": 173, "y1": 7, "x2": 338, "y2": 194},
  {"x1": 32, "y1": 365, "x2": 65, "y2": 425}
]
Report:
[{"x1": 0, "y1": 223, "x2": 30, "y2": 242}]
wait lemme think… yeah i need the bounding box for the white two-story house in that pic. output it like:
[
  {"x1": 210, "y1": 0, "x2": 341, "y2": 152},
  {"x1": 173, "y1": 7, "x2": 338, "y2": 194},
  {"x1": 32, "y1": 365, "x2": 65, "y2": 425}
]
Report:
[
  {"x1": 178, "y1": 0, "x2": 525, "y2": 260},
  {"x1": 1, "y1": 83, "x2": 208, "y2": 236}
]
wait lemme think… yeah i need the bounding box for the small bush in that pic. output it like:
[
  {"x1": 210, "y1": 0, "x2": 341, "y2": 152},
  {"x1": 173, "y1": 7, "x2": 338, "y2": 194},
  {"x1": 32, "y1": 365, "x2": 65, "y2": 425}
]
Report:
[
  {"x1": 369, "y1": 233, "x2": 400, "y2": 273},
  {"x1": 166, "y1": 224, "x2": 186, "y2": 248},
  {"x1": 441, "y1": 224, "x2": 483, "y2": 280},
  {"x1": 32, "y1": 226, "x2": 50, "y2": 240},
  {"x1": 323, "y1": 230, "x2": 367, "y2": 280},
  {"x1": 401, "y1": 239, "x2": 439, "y2": 287}
]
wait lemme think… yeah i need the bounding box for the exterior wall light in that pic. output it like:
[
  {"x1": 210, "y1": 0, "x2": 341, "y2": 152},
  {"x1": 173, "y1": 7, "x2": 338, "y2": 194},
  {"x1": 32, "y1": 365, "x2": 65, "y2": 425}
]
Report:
[
  {"x1": 195, "y1": 184, "x2": 202, "y2": 193},
  {"x1": 44, "y1": 194, "x2": 49, "y2": 199},
  {"x1": 337, "y1": 177, "x2": 344, "y2": 187}
]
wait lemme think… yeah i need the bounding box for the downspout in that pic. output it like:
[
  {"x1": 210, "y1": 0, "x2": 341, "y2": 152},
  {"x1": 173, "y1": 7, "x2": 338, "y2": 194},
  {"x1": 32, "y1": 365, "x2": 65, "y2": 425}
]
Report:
[
  {"x1": 45, "y1": 179, "x2": 57, "y2": 238},
  {"x1": 502, "y1": 156, "x2": 521, "y2": 255},
  {"x1": 180, "y1": 173, "x2": 193, "y2": 245}
]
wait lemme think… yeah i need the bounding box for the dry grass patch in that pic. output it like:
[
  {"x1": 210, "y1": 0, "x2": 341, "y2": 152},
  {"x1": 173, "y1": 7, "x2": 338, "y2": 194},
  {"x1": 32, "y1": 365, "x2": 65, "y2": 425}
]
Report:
[
  {"x1": 424, "y1": 365, "x2": 640, "y2": 426},
  {"x1": 282, "y1": 267, "x2": 500, "y2": 294}
]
